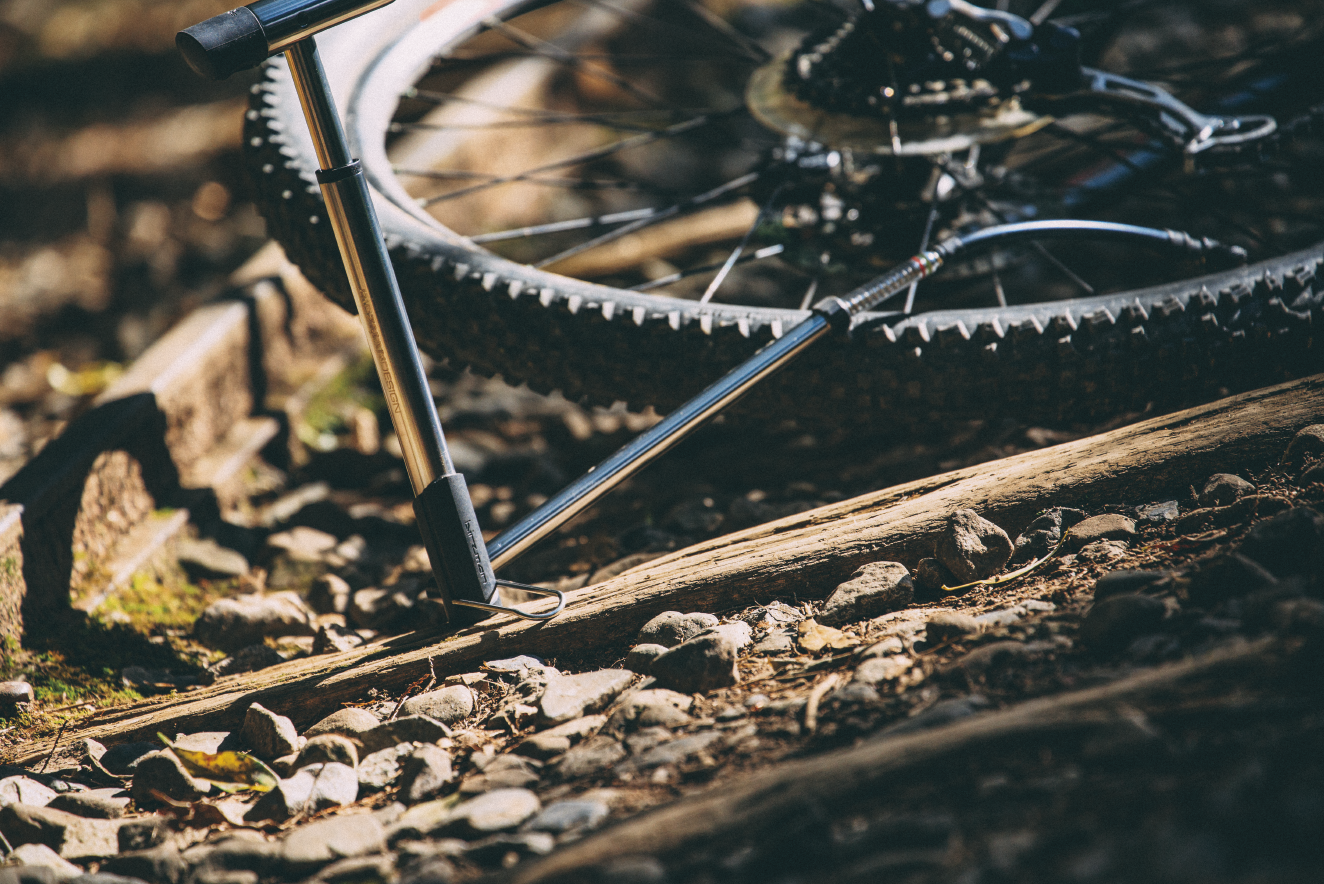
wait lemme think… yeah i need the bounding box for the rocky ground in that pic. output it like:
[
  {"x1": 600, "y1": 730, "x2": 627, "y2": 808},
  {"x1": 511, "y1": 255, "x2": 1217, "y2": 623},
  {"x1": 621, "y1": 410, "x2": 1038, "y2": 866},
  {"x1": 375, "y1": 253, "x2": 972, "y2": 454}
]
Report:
[{"x1": 1, "y1": 405, "x2": 1323, "y2": 882}]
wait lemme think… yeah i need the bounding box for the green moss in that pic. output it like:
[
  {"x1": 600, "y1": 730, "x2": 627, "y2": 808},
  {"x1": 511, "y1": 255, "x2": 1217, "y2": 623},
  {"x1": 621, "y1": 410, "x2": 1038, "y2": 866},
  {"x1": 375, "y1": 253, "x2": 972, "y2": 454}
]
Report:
[{"x1": 299, "y1": 353, "x2": 386, "y2": 442}]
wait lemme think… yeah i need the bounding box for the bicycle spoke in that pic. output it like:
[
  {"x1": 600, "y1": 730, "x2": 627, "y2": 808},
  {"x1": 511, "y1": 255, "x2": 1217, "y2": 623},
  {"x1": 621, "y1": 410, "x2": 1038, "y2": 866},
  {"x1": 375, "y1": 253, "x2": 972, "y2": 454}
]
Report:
[
  {"x1": 698, "y1": 182, "x2": 786, "y2": 304},
  {"x1": 395, "y1": 168, "x2": 643, "y2": 192},
  {"x1": 418, "y1": 111, "x2": 738, "y2": 206},
  {"x1": 534, "y1": 170, "x2": 762, "y2": 269},
  {"x1": 481, "y1": 16, "x2": 670, "y2": 109},
  {"x1": 629, "y1": 244, "x2": 786, "y2": 292},
  {"x1": 903, "y1": 198, "x2": 940, "y2": 314},
  {"x1": 797, "y1": 277, "x2": 820, "y2": 311},
  {"x1": 573, "y1": 0, "x2": 768, "y2": 63},
  {"x1": 470, "y1": 208, "x2": 660, "y2": 243}
]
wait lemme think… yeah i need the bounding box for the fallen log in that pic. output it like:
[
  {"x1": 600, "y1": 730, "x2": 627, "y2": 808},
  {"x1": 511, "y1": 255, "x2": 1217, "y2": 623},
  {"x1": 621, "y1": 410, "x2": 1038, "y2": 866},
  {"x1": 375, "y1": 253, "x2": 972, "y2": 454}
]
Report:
[{"x1": 10, "y1": 372, "x2": 1324, "y2": 764}]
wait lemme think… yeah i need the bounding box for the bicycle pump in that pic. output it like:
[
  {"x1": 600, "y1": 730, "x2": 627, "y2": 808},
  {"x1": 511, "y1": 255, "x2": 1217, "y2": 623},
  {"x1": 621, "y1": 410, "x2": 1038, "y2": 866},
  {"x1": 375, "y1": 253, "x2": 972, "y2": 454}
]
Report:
[{"x1": 177, "y1": 0, "x2": 563, "y2": 625}]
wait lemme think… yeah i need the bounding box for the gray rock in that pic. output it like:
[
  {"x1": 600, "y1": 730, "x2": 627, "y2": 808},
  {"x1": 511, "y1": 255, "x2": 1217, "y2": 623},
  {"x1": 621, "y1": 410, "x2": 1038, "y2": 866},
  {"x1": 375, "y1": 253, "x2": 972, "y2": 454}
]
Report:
[
  {"x1": 1094, "y1": 569, "x2": 1170, "y2": 601},
  {"x1": 1200, "y1": 473, "x2": 1256, "y2": 508},
  {"x1": 750, "y1": 629, "x2": 794, "y2": 656},
  {"x1": 181, "y1": 831, "x2": 278, "y2": 878},
  {"x1": 308, "y1": 574, "x2": 352, "y2": 616},
  {"x1": 243, "y1": 763, "x2": 357, "y2": 823},
  {"x1": 1077, "y1": 539, "x2": 1129, "y2": 564},
  {"x1": 926, "y1": 612, "x2": 981, "y2": 643},
  {"x1": 1011, "y1": 508, "x2": 1088, "y2": 563},
  {"x1": 267, "y1": 526, "x2": 338, "y2": 562},
  {"x1": 588, "y1": 856, "x2": 668, "y2": 884},
  {"x1": 7, "y1": 843, "x2": 84, "y2": 882},
  {"x1": 610, "y1": 690, "x2": 694, "y2": 731},
  {"x1": 828, "y1": 683, "x2": 881, "y2": 709},
  {"x1": 1135, "y1": 500, "x2": 1180, "y2": 523},
  {"x1": 176, "y1": 537, "x2": 249, "y2": 582},
  {"x1": 296, "y1": 734, "x2": 359, "y2": 770},
  {"x1": 464, "y1": 832, "x2": 555, "y2": 865},
  {"x1": 1065, "y1": 514, "x2": 1137, "y2": 551},
  {"x1": 819, "y1": 562, "x2": 914, "y2": 626},
  {"x1": 384, "y1": 799, "x2": 457, "y2": 842},
  {"x1": 623, "y1": 644, "x2": 669, "y2": 674},
  {"x1": 100, "y1": 841, "x2": 185, "y2": 884},
  {"x1": 460, "y1": 755, "x2": 541, "y2": 795},
  {"x1": 481, "y1": 656, "x2": 545, "y2": 675},
  {"x1": 738, "y1": 601, "x2": 804, "y2": 631},
  {"x1": 358, "y1": 744, "x2": 414, "y2": 794},
  {"x1": 45, "y1": 789, "x2": 128, "y2": 820},
  {"x1": 538, "y1": 670, "x2": 634, "y2": 726},
  {"x1": 516, "y1": 734, "x2": 571, "y2": 761},
  {"x1": 637, "y1": 611, "x2": 719, "y2": 648},
  {"x1": 697, "y1": 621, "x2": 753, "y2": 651},
  {"x1": 206, "y1": 644, "x2": 285, "y2": 678},
  {"x1": 913, "y1": 557, "x2": 956, "y2": 592},
  {"x1": 0, "y1": 680, "x2": 34, "y2": 711},
  {"x1": 193, "y1": 592, "x2": 317, "y2": 651},
  {"x1": 313, "y1": 624, "x2": 367, "y2": 655},
  {"x1": 624, "y1": 731, "x2": 724, "y2": 774},
  {"x1": 281, "y1": 813, "x2": 386, "y2": 874},
  {"x1": 441, "y1": 789, "x2": 540, "y2": 837},
  {"x1": 950, "y1": 641, "x2": 1032, "y2": 676},
  {"x1": 359, "y1": 715, "x2": 450, "y2": 754},
  {"x1": 0, "y1": 803, "x2": 123, "y2": 861},
  {"x1": 852, "y1": 655, "x2": 913, "y2": 686},
  {"x1": 935, "y1": 509, "x2": 1014, "y2": 584},
  {"x1": 129, "y1": 751, "x2": 211, "y2": 805},
  {"x1": 1080, "y1": 594, "x2": 1168, "y2": 655},
  {"x1": 398, "y1": 745, "x2": 453, "y2": 804},
  {"x1": 116, "y1": 818, "x2": 168, "y2": 852},
  {"x1": 400, "y1": 686, "x2": 475, "y2": 725},
  {"x1": 241, "y1": 703, "x2": 299, "y2": 760},
  {"x1": 884, "y1": 695, "x2": 990, "y2": 735},
  {"x1": 96, "y1": 743, "x2": 157, "y2": 776},
  {"x1": 305, "y1": 707, "x2": 381, "y2": 740},
  {"x1": 860, "y1": 636, "x2": 906, "y2": 658},
  {"x1": 649, "y1": 633, "x2": 738, "y2": 694},
  {"x1": 1284, "y1": 424, "x2": 1324, "y2": 469},
  {"x1": 315, "y1": 854, "x2": 398, "y2": 884},
  {"x1": 555, "y1": 737, "x2": 627, "y2": 780},
  {"x1": 349, "y1": 587, "x2": 416, "y2": 630},
  {"x1": 0, "y1": 777, "x2": 57, "y2": 808}
]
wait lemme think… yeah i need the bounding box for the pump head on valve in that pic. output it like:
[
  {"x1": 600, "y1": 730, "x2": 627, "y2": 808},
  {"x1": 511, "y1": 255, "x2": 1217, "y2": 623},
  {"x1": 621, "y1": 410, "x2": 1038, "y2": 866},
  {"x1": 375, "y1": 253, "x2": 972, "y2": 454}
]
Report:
[{"x1": 177, "y1": 0, "x2": 396, "y2": 80}]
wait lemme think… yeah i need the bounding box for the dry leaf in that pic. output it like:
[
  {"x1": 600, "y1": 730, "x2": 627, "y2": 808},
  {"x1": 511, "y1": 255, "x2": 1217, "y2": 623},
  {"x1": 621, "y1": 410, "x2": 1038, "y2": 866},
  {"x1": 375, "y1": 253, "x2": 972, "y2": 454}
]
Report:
[
  {"x1": 797, "y1": 619, "x2": 857, "y2": 653},
  {"x1": 158, "y1": 734, "x2": 277, "y2": 792}
]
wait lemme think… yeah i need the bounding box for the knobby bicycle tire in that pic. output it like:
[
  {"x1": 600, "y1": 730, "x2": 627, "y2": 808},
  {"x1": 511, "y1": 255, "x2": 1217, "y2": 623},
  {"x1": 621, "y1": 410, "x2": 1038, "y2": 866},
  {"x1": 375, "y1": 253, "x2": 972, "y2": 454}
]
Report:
[{"x1": 245, "y1": 0, "x2": 1324, "y2": 433}]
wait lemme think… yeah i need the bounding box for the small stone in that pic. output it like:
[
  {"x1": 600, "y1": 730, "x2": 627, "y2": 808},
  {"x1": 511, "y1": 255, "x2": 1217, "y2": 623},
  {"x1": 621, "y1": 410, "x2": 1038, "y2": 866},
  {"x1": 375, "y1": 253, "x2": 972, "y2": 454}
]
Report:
[
  {"x1": 0, "y1": 681, "x2": 34, "y2": 712},
  {"x1": 1065, "y1": 514, "x2": 1137, "y2": 551},
  {"x1": 650, "y1": 633, "x2": 738, "y2": 694},
  {"x1": 349, "y1": 587, "x2": 415, "y2": 630},
  {"x1": 738, "y1": 601, "x2": 804, "y2": 631},
  {"x1": 950, "y1": 641, "x2": 1031, "y2": 676},
  {"x1": 281, "y1": 813, "x2": 386, "y2": 874},
  {"x1": 1094, "y1": 570, "x2": 1169, "y2": 601},
  {"x1": 305, "y1": 707, "x2": 381, "y2": 740},
  {"x1": 481, "y1": 656, "x2": 545, "y2": 675},
  {"x1": 45, "y1": 789, "x2": 129, "y2": 820},
  {"x1": 538, "y1": 670, "x2": 634, "y2": 727},
  {"x1": 796, "y1": 619, "x2": 855, "y2": 653},
  {"x1": 241, "y1": 703, "x2": 299, "y2": 760},
  {"x1": 0, "y1": 777, "x2": 57, "y2": 808},
  {"x1": 852, "y1": 655, "x2": 912, "y2": 686},
  {"x1": 1077, "y1": 539, "x2": 1129, "y2": 564},
  {"x1": 935, "y1": 509, "x2": 1014, "y2": 584},
  {"x1": 317, "y1": 854, "x2": 398, "y2": 884},
  {"x1": 1080, "y1": 594, "x2": 1168, "y2": 655},
  {"x1": 1200, "y1": 474, "x2": 1256, "y2": 508},
  {"x1": 359, "y1": 715, "x2": 451, "y2": 754},
  {"x1": 1010, "y1": 508, "x2": 1088, "y2": 563},
  {"x1": 7, "y1": 843, "x2": 84, "y2": 881},
  {"x1": 461, "y1": 755, "x2": 541, "y2": 795},
  {"x1": 313, "y1": 624, "x2": 366, "y2": 654},
  {"x1": 750, "y1": 630, "x2": 794, "y2": 656},
  {"x1": 117, "y1": 818, "x2": 168, "y2": 852},
  {"x1": 637, "y1": 611, "x2": 719, "y2": 648},
  {"x1": 623, "y1": 644, "x2": 669, "y2": 674},
  {"x1": 308, "y1": 574, "x2": 352, "y2": 615},
  {"x1": 176, "y1": 537, "x2": 249, "y2": 582},
  {"x1": 0, "y1": 803, "x2": 123, "y2": 861},
  {"x1": 884, "y1": 695, "x2": 990, "y2": 735},
  {"x1": 1284, "y1": 424, "x2": 1324, "y2": 468},
  {"x1": 522, "y1": 798, "x2": 610, "y2": 835},
  {"x1": 516, "y1": 734, "x2": 571, "y2": 761},
  {"x1": 698, "y1": 621, "x2": 753, "y2": 651},
  {"x1": 819, "y1": 562, "x2": 914, "y2": 627},
  {"x1": 555, "y1": 737, "x2": 627, "y2": 780},
  {"x1": 464, "y1": 832, "x2": 556, "y2": 865},
  {"x1": 623, "y1": 731, "x2": 724, "y2": 774},
  {"x1": 130, "y1": 751, "x2": 211, "y2": 806},
  {"x1": 1239, "y1": 506, "x2": 1324, "y2": 578},
  {"x1": 171, "y1": 731, "x2": 230, "y2": 754},
  {"x1": 442, "y1": 789, "x2": 540, "y2": 837},
  {"x1": 926, "y1": 611, "x2": 980, "y2": 643},
  {"x1": 828, "y1": 683, "x2": 881, "y2": 709},
  {"x1": 267, "y1": 526, "x2": 338, "y2": 562},
  {"x1": 399, "y1": 745, "x2": 454, "y2": 804},
  {"x1": 913, "y1": 558, "x2": 956, "y2": 592},
  {"x1": 244, "y1": 762, "x2": 357, "y2": 823},
  {"x1": 1187, "y1": 553, "x2": 1279, "y2": 605},
  {"x1": 609, "y1": 690, "x2": 693, "y2": 731},
  {"x1": 193, "y1": 592, "x2": 317, "y2": 651},
  {"x1": 860, "y1": 636, "x2": 905, "y2": 658},
  {"x1": 1135, "y1": 500, "x2": 1180, "y2": 523},
  {"x1": 100, "y1": 841, "x2": 185, "y2": 884},
  {"x1": 358, "y1": 744, "x2": 414, "y2": 794},
  {"x1": 401, "y1": 686, "x2": 475, "y2": 725},
  {"x1": 96, "y1": 743, "x2": 157, "y2": 776},
  {"x1": 206, "y1": 644, "x2": 285, "y2": 678},
  {"x1": 296, "y1": 734, "x2": 359, "y2": 770}
]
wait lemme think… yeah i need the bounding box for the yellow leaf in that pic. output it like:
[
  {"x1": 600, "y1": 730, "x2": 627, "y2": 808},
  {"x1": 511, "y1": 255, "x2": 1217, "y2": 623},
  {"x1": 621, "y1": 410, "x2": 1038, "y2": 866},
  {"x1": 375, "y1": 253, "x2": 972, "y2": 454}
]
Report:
[
  {"x1": 158, "y1": 734, "x2": 278, "y2": 793},
  {"x1": 797, "y1": 619, "x2": 857, "y2": 653}
]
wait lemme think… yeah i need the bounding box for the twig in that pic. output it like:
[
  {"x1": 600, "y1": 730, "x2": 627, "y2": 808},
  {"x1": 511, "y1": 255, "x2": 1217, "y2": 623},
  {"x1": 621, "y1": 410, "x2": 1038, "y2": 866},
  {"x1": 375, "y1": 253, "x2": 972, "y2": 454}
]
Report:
[
  {"x1": 389, "y1": 656, "x2": 439, "y2": 721},
  {"x1": 941, "y1": 536, "x2": 1069, "y2": 593},
  {"x1": 0, "y1": 827, "x2": 13, "y2": 856},
  {"x1": 803, "y1": 673, "x2": 841, "y2": 734},
  {"x1": 39, "y1": 717, "x2": 73, "y2": 774},
  {"x1": 43, "y1": 700, "x2": 96, "y2": 714}
]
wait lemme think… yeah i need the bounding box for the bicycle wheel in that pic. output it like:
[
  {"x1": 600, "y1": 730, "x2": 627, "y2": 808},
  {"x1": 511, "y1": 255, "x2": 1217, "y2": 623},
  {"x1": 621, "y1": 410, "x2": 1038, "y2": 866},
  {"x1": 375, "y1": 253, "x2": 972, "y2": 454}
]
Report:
[{"x1": 247, "y1": 0, "x2": 1324, "y2": 432}]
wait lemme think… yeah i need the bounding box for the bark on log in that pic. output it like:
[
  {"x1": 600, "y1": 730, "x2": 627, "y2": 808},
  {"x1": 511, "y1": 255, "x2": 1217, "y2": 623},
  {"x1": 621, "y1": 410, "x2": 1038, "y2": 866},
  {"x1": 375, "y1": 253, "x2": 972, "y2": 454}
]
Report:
[{"x1": 10, "y1": 372, "x2": 1324, "y2": 764}]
